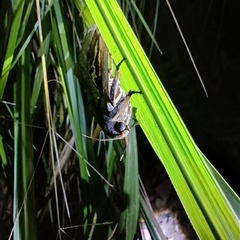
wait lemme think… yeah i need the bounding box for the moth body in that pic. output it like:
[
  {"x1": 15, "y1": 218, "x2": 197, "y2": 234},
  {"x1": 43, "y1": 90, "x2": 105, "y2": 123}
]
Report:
[{"x1": 74, "y1": 25, "x2": 141, "y2": 139}]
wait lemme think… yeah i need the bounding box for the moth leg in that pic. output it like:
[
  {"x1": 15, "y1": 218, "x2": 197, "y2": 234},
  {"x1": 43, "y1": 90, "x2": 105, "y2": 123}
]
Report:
[
  {"x1": 127, "y1": 90, "x2": 142, "y2": 96},
  {"x1": 106, "y1": 54, "x2": 113, "y2": 97},
  {"x1": 108, "y1": 54, "x2": 113, "y2": 78},
  {"x1": 109, "y1": 58, "x2": 126, "y2": 102},
  {"x1": 116, "y1": 57, "x2": 126, "y2": 69},
  {"x1": 115, "y1": 57, "x2": 126, "y2": 81}
]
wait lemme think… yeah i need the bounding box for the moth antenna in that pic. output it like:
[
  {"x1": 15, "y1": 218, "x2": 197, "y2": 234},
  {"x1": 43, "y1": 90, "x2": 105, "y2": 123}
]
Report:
[{"x1": 82, "y1": 134, "x2": 123, "y2": 142}]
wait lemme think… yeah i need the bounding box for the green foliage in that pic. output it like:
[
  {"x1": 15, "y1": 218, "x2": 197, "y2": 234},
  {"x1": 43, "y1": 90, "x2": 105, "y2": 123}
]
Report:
[{"x1": 0, "y1": 0, "x2": 239, "y2": 240}]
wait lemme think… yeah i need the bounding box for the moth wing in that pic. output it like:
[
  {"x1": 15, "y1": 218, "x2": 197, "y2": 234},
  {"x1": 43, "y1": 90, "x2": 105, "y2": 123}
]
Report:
[{"x1": 74, "y1": 25, "x2": 100, "y2": 105}]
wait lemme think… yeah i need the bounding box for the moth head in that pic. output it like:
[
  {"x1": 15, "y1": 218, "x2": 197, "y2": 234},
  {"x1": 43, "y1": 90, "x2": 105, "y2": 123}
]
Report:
[
  {"x1": 102, "y1": 117, "x2": 130, "y2": 138},
  {"x1": 114, "y1": 121, "x2": 129, "y2": 133},
  {"x1": 82, "y1": 119, "x2": 131, "y2": 142}
]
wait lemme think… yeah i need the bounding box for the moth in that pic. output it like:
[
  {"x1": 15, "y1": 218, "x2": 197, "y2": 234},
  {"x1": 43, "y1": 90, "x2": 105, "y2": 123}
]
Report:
[{"x1": 74, "y1": 25, "x2": 141, "y2": 139}]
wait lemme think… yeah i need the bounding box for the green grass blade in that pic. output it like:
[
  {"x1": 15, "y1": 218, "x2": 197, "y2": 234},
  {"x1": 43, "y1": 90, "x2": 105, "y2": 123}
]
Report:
[
  {"x1": 123, "y1": 128, "x2": 139, "y2": 240},
  {"x1": 130, "y1": 0, "x2": 162, "y2": 55},
  {"x1": 0, "y1": 135, "x2": 7, "y2": 165},
  {"x1": 201, "y1": 151, "x2": 240, "y2": 219},
  {"x1": 139, "y1": 194, "x2": 166, "y2": 240},
  {"x1": 0, "y1": 0, "x2": 25, "y2": 100},
  {"x1": 50, "y1": 0, "x2": 89, "y2": 180},
  {"x1": 13, "y1": 45, "x2": 37, "y2": 240},
  {"x1": 49, "y1": 2, "x2": 91, "y2": 233}
]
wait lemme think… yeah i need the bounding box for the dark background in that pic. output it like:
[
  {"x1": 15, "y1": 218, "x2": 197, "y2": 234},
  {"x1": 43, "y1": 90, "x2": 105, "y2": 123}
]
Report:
[{"x1": 137, "y1": 0, "x2": 240, "y2": 195}]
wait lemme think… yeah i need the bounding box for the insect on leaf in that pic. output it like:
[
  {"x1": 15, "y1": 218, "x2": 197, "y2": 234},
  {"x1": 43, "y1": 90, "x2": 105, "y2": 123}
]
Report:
[{"x1": 74, "y1": 24, "x2": 141, "y2": 139}]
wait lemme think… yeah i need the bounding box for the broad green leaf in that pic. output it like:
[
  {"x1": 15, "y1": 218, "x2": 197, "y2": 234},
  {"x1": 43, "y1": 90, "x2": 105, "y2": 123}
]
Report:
[{"x1": 82, "y1": 1, "x2": 239, "y2": 239}]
